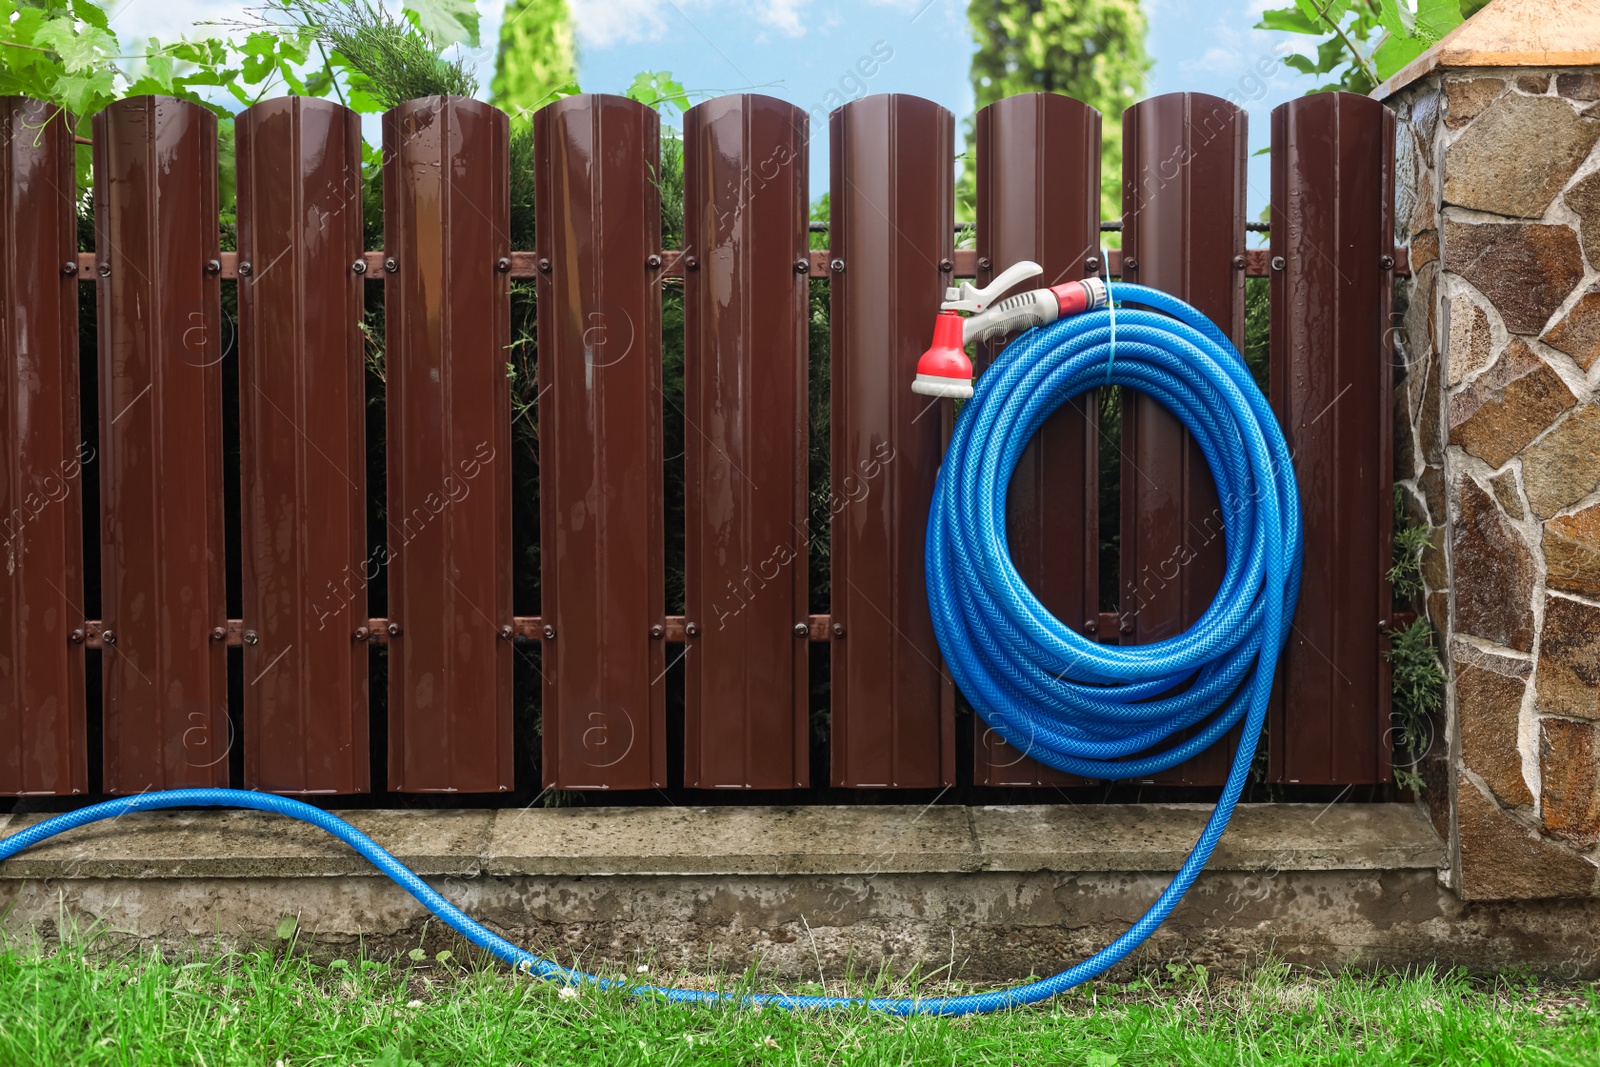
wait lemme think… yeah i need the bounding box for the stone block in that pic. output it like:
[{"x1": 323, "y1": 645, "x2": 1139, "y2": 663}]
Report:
[
  {"x1": 1542, "y1": 290, "x2": 1600, "y2": 370},
  {"x1": 1557, "y1": 72, "x2": 1600, "y2": 102},
  {"x1": 1536, "y1": 594, "x2": 1600, "y2": 720},
  {"x1": 1444, "y1": 220, "x2": 1585, "y2": 335},
  {"x1": 1522, "y1": 405, "x2": 1600, "y2": 519},
  {"x1": 1444, "y1": 95, "x2": 1600, "y2": 218},
  {"x1": 1564, "y1": 170, "x2": 1600, "y2": 271},
  {"x1": 1455, "y1": 660, "x2": 1533, "y2": 807},
  {"x1": 1490, "y1": 468, "x2": 1526, "y2": 520},
  {"x1": 1544, "y1": 503, "x2": 1600, "y2": 597},
  {"x1": 1421, "y1": 463, "x2": 1446, "y2": 525},
  {"x1": 1444, "y1": 76, "x2": 1505, "y2": 129},
  {"x1": 1455, "y1": 774, "x2": 1598, "y2": 900},
  {"x1": 1446, "y1": 294, "x2": 1493, "y2": 386},
  {"x1": 1451, "y1": 476, "x2": 1536, "y2": 651},
  {"x1": 1448, "y1": 340, "x2": 1575, "y2": 468},
  {"x1": 1541, "y1": 717, "x2": 1600, "y2": 846}
]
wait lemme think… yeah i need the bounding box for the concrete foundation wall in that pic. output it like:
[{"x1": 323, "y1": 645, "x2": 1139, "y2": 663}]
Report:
[{"x1": 5, "y1": 803, "x2": 1599, "y2": 980}]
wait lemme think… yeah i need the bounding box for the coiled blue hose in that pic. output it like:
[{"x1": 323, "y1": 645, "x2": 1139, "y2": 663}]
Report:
[{"x1": 0, "y1": 284, "x2": 1298, "y2": 1016}]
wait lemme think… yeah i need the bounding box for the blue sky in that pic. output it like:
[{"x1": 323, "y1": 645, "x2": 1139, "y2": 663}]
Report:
[{"x1": 114, "y1": 0, "x2": 1328, "y2": 220}]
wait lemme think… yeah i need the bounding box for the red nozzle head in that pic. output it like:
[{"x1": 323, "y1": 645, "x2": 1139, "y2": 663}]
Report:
[{"x1": 912, "y1": 311, "x2": 973, "y2": 399}]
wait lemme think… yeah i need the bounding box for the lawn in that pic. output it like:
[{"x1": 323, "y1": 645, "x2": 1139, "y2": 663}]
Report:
[{"x1": 0, "y1": 940, "x2": 1596, "y2": 1066}]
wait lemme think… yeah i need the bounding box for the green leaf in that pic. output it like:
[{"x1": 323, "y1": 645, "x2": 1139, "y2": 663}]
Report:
[
  {"x1": 1415, "y1": 0, "x2": 1465, "y2": 42},
  {"x1": 70, "y1": 0, "x2": 111, "y2": 32},
  {"x1": 1282, "y1": 53, "x2": 1320, "y2": 75},
  {"x1": 274, "y1": 914, "x2": 298, "y2": 940},
  {"x1": 403, "y1": 0, "x2": 481, "y2": 47},
  {"x1": 1373, "y1": 31, "x2": 1431, "y2": 79},
  {"x1": 1255, "y1": 7, "x2": 1321, "y2": 34},
  {"x1": 52, "y1": 67, "x2": 115, "y2": 115},
  {"x1": 624, "y1": 70, "x2": 688, "y2": 114},
  {"x1": 407, "y1": 947, "x2": 427, "y2": 962},
  {"x1": 35, "y1": 16, "x2": 116, "y2": 73},
  {"x1": 141, "y1": 38, "x2": 175, "y2": 93},
  {"x1": 1375, "y1": 0, "x2": 1415, "y2": 38}
]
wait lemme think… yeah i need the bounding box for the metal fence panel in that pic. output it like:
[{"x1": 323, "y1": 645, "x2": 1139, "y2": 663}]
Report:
[
  {"x1": 535, "y1": 95, "x2": 667, "y2": 790},
  {"x1": 682, "y1": 95, "x2": 811, "y2": 790},
  {"x1": 829, "y1": 94, "x2": 955, "y2": 788},
  {"x1": 236, "y1": 98, "x2": 370, "y2": 794},
  {"x1": 1118, "y1": 92, "x2": 1249, "y2": 787},
  {"x1": 0, "y1": 98, "x2": 87, "y2": 796},
  {"x1": 382, "y1": 96, "x2": 514, "y2": 793},
  {"x1": 94, "y1": 97, "x2": 229, "y2": 792},
  {"x1": 1268, "y1": 92, "x2": 1395, "y2": 785},
  {"x1": 971, "y1": 92, "x2": 1102, "y2": 787}
]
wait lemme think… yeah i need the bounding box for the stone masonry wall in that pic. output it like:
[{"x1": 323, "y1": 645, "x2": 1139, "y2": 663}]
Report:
[{"x1": 1391, "y1": 68, "x2": 1600, "y2": 900}]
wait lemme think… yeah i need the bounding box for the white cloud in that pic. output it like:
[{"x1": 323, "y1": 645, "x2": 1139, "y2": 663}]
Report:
[{"x1": 571, "y1": 0, "x2": 816, "y2": 48}]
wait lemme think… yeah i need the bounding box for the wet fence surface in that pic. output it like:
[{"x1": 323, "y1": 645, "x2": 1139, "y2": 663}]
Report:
[{"x1": 0, "y1": 89, "x2": 1402, "y2": 803}]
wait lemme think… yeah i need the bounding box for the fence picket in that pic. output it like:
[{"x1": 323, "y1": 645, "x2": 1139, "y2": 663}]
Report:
[
  {"x1": 1268, "y1": 92, "x2": 1395, "y2": 785},
  {"x1": 236, "y1": 98, "x2": 370, "y2": 794},
  {"x1": 535, "y1": 95, "x2": 667, "y2": 790},
  {"x1": 682, "y1": 95, "x2": 812, "y2": 790},
  {"x1": 971, "y1": 92, "x2": 1102, "y2": 787},
  {"x1": 94, "y1": 96, "x2": 229, "y2": 792},
  {"x1": 383, "y1": 96, "x2": 514, "y2": 792},
  {"x1": 1117, "y1": 92, "x2": 1249, "y2": 786},
  {"x1": 829, "y1": 94, "x2": 955, "y2": 788},
  {"x1": 0, "y1": 98, "x2": 87, "y2": 796}
]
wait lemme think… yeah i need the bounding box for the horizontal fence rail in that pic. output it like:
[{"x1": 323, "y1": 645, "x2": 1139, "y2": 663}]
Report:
[{"x1": 0, "y1": 89, "x2": 1404, "y2": 798}]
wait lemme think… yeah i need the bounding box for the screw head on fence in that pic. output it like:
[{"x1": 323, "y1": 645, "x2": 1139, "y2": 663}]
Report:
[
  {"x1": 387, "y1": 622, "x2": 402, "y2": 637},
  {"x1": 830, "y1": 258, "x2": 845, "y2": 273},
  {"x1": 68, "y1": 629, "x2": 85, "y2": 645},
  {"x1": 1084, "y1": 619, "x2": 1099, "y2": 635},
  {"x1": 938, "y1": 258, "x2": 953, "y2": 273},
  {"x1": 685, "y1": 622, "x2": 701, "y2": 638},
  {"x1": 1123, "y1": 257, "x2": 1139, "y2": 272},
  {"x1": 354, "y1": 626, "x2": 371, "y2": 642},
  {"x1": 794, "y1": 258, "x2": 810, "y2": 274},
  {"x1": 61, "y1": 261, "x2": 78, "y2": 276},
  {"x1": 1271, "y1": 255, "x2": 1286, "y2": 271},
  {"x1": 101, "y1": 629, "x2": 116, "y2": 645},
  {"x1": 237, "y1": 261, "x2": 253, "y2": 277},
  {"x1": 1379, "y1": 254, "x2": 1395, "y2": 271},
  {"x1": 646, "y1": 253, "x2": 662, "y2": 269},
  {"x1": 538, "y1": 258, "x2": 552, "y2": 273},
  {"x1": 204, "y1": 259, "x2": 221, "y2": 275},
  {"x1": 543, "y1": 624, "x2": 556, "y2": 640},
  {"x1": 1232, "y1": 254, "x2": 1247, "y2": 270},
  {"x1": 498, "y1": 624, "x2": 514, "y2": 640},
  {"x1": 684, "y1": 255, "x2": 699, "y2": 271},
  {"x1": 1084, "y1": 256, "x2": 1100, "y2": 274},
  {"x1": 351, "y1": 258, "x2": 368, "y2": 275},
  {"x1": 243, "y1": 630, "x2": 260, "y2": 646},
  {"x1": 831, "y1": 622, "x2": 845, "y2": 638},
  {"x1": 793, "y1": 622, "x2": 810, "y2": 638},
  {"x1": 496, "y1": 257, "x2": 511, "y2": 273},
  {"x1": 97, "y1": 262, "x2": 111, "y2": 278},
  {"x1": 383, "y1": 257, "x2": 399, "y2": 273},
  {"x1": 649, "y1": 624, "x2": 665, "y2": 640},
  {"x1": 977, "y1": 257, "x2": 992, "y2": 272},
  {"x1": 1119, "y1": 621, "x2": 1135, "y2": 636},
  {"x1": 210, "y1": 627, "x2": 227, "y2": 642}
]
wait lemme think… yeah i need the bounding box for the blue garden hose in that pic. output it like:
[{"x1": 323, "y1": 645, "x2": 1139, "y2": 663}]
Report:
[{"x1": 0, "y1": 284, "x2": 1299, "y2": 1016}]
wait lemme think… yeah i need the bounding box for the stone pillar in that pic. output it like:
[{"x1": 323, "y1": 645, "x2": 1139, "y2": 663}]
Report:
[{"x1": 1385, "y1": 10, "x2": 1600, "y2": 899}]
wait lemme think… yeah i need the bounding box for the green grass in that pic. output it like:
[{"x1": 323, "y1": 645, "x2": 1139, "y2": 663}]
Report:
[{"x1": 0, "y1": 940, "x2": 1596, "y2": 1066}]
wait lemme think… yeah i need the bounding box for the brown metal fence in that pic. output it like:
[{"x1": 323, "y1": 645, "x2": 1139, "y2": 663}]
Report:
[{"x1": 0, "y1": 88, "x2": 1403, "y2": 799}]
